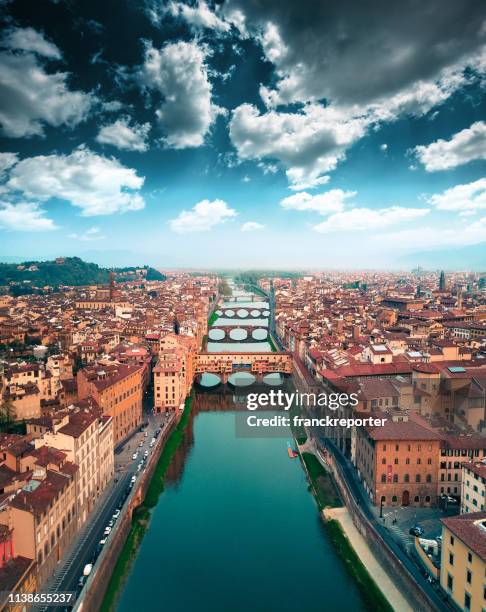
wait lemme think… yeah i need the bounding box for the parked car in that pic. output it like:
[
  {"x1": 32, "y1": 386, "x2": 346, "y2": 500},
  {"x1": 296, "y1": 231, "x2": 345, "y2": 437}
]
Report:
[
  {"x1": 132, "y1": 452, "x2": 138, "y2": 460},
  {"x1": 139, "y1": 441, "x2": 144, "y2": 448},
  {"x1": 144, "y1": 431, "x2": 149, "y2": 438},
  {"x1": 130, "y1": 475, "x2": 136, "y2": 484},
  {"x1": 409, "y1": 526, "x2": 424, "y2": 536},
  {"x1": 103, "y1": 526, "x2": 112, "y2": 536},
  {"x1": 137, "y1": 462, "x2": 143, "y2": 472},
  {"x1": 83, "y1": 564, "x2": 93, "y2": 576},
  {"x1": 78, "y1": 575, "x2": 87, "y2": 589},
  {"x1": 99, "y1": 538, "x2": 107, "y2": 546},
  {"x1": 113, "y1": 509, "x2": 121, "y2": 519},
  {"x1": 144, "y1": 450, "x2": 149, "y2": 457},
  {"x1": 108, "y1": 519, "x2": 114, "y2": 528}
]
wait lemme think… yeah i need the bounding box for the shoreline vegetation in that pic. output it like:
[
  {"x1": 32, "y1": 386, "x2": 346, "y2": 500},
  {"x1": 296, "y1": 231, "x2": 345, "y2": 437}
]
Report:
[
  {"x1": 208, "y1": 311, "x2": 219, "y2": 326},
  {"x1": 299, "y1": 450, "x2": 392, "y2": 612},
  {"x1": 100, "y1": 397, "x2": 193, "y2": 612}
]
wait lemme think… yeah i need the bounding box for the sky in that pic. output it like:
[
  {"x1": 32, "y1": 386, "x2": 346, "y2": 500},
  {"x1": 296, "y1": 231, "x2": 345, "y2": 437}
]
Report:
[{"x1": 0, "y1": 0, "x2": 485, "y2": 270}]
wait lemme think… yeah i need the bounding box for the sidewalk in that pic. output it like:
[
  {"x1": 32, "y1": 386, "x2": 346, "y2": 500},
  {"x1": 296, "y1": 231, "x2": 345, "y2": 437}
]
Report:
[{"x1": 324, "y1": 506, "x2": 413, "y2": 612}]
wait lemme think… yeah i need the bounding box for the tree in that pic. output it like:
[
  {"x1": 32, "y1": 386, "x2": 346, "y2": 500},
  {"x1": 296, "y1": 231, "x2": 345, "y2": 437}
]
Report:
[{"x1": 0, "y1": 397, "x2": 16, "y2": 426}]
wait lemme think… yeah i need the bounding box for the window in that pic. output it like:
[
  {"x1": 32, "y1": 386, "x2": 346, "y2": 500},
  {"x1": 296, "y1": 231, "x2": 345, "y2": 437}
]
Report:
[
  {"x1": 392, "y1": 495, "x2": 397, "y2": 503},
  {"x1": 394, "y1": 458, "x2": 398, "y2": 465},
  {"x1": 404, "y1": 474, "x2": 409, "y2": 483},
  {"x1": 393, "y1": 474, "x2": 398, "y2": 483},
  {"x1": 468, "y1": 552, "x2": 473, "y2": 563},
  {"x1": 381, "y1": 474, "x2": 386, "y2": 483},
  {"x1": 416, "y1": 474, "x2": 421, "y2": 483},
  {"x1": 465, "y1": 592, "x2": 471, "y2": 610},
  {"x1": 426, "y1": 474, "x2": 432, "y2": 483},
  {"x1": 382, "y1": 458, "x2": 386, "y2": 464},
  {"x1": 447, "y1": 574, "x2": 453, "y2": 590},
  {"x1": 467, "y1": 569, "x2": 472, "y2": 584},
  {"x1": 450, "y1": 536, "x2": 455, "y2": 545},
  {"x1": 449, "y1": 552, "x2": 454, "y2": 565}
]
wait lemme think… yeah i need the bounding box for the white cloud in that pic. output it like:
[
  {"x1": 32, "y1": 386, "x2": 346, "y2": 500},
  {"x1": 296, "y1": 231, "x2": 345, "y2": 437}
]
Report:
[
  {"x1": 414, "y1": 121, "x2": 486, "y2": 171},
  {"x1": 280, "y1": 189, "x2": 354, "y2": 215},
  {"x1": 169, "y1": 199, "x2": 237, "y2": 233},
  {"x1": 165, "y1": 1, "x2": 230, "y2": 32},
  {"x1": 1, "y1": 27, "x2": 61, "y2": 59},
  {"x1": 69, "y1": 226, "x2": 105, "y2": 241},
  {"x1": 96, "y1": 117, "x2": 150, "y2": 152},
  {"x1": 0, "y1": 201, "x2": 56, "y2": 231},
  {"x1": 0, "y1": 152, "x2": 18, "y2": 178},
  {"x1": 5, "y1": 146, "x2": 145, "y2": 216},
  {"x1": 427, "y1": 178, "x2": 486, "y2": 213},
  {"x1": 241, "y1": 221, "x2": 264, "y2": 231},
  {"x1": 229, "y1": 103, "x2": 367, "y2": 189},
  {"x1": 313, "y1": 206, "x2": 430, "y2": 233},
  {"x1": 138, "y1": 41, "x2": 224, "y2": 148},
  {"x1": 0, "y1": 31, "x2": 94, "y2": 137}
]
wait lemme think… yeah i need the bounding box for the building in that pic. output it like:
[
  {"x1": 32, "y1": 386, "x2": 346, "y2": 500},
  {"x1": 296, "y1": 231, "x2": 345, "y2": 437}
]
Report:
[
  {"x1": 77, "y1": 363, "x2": 143, "y2": 445},
  {"x1": 0, "y1": 556, "x2": 36, "y2": 612},
  {"x1": 28, "y1": 399, "x2": 114, "y2": 526},
  {"x1": 355, "y1": 412, "x2": 442, "y2": 507},
  {"x1": 461, "y1": 462, "x2": 486, "y2": 514},
  {"x1": 440, "y1": 512, "x2": 486, "y2": 612},
  {"x1": 0, "y1": 463, "x2": 78, "y2": 586}
]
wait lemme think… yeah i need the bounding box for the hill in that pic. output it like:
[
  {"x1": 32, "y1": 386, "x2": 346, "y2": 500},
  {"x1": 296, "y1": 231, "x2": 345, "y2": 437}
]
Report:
[{"x1": 0, "y1": 257, "x2": 165, "y2": 294}]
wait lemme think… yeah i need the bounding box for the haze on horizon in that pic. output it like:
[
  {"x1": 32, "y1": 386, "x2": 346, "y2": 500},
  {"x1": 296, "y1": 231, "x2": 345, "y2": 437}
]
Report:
[{"x1": 0, "y1": 0, "x2": 485, "y2": 270}]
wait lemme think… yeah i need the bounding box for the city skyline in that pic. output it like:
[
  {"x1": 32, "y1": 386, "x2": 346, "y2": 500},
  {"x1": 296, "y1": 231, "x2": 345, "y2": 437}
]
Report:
[{"x1": 0, "y1": 0, "x2": 485, "y2": 269}]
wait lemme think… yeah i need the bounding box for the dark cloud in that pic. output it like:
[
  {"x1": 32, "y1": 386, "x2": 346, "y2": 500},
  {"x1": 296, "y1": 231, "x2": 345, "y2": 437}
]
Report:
[{"x1": 224, "y1": 0, "x2": 486, "y2": 106}]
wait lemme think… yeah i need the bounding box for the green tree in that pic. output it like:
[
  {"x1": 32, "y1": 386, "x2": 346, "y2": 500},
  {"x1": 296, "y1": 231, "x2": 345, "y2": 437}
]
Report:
[{"x1": 0, "y1": 397, "x2": 16, "y2": 426}]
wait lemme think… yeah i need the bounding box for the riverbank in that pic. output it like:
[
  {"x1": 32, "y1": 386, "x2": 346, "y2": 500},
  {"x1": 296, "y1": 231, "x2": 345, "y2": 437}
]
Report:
[
  {"x1": 100, "y1": 398, "x2": 193, "y2": 612},
  {"x1": 298, "y1": 446, "x2": 394, "y2": 612},
  {"x1": 208, "y1": 311, "x2": 219, "y2": 326}
]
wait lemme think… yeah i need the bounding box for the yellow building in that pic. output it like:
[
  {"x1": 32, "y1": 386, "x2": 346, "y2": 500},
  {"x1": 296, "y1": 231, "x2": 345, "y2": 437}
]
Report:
[{"x1": 441, "y1": 512, "x2": 486, "y2": 612}]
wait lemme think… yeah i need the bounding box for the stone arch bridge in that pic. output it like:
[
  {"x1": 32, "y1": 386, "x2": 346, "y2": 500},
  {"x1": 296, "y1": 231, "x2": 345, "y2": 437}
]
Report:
[
  {"x1": 195, "y1": 351, "x2": 292, "y2": 384},
  {"x1": 208, "y1": 325, "x2": 268, "y2": 342}
]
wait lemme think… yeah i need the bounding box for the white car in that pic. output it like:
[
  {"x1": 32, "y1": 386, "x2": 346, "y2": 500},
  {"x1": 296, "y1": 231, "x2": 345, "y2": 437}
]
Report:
[
  {"x1": 83, "y1": 564, "x2": 93, "y2": 576},
  {"x1": 103, "y1": 526, "x2": 112, "y2": 536},
  {"x1": 113, "y1": 509, "x2": 121, "y2": 519},
  {"x1": 130, "y1": 475, "x2": 136, "y2": 484},
  {"x1": 139, "y1": 441, "x2": 144, "y2": 448},
  {"x1": 137, "y1": 462, "x2": 143, "y2": 472},
  {"x1": 132, "y1": 452, "x2": 138, "y2": 460},
  {"x1": 144, "y1": 450, "x2": 149, "y2": 457},
  {"x1": 99, "y1": 538, "x2": 107, "y2": 546}
]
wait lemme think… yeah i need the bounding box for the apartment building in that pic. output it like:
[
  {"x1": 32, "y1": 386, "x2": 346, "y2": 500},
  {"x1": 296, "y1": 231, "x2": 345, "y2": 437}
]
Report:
[
  {"x1": 0, "y1": 462, "x2": 78, "y2": 586},
  {"x1": 461, "y1": 463, "x2": 486, "y2": 514},
  {"x1": 441, "y1": 512, "x2": 486, "y2": 612},
  {"x1": 29, "y1": 399, "x2": 114, "y2": 526},
  {"x1": 77, "y1": 363, "x2": 143, "y2": 445}
]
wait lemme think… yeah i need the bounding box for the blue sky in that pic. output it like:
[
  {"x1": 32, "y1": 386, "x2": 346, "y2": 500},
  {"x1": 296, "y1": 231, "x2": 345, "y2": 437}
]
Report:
[{"x1": 0, "y1": 0, "x2": 485, "y2": 269}]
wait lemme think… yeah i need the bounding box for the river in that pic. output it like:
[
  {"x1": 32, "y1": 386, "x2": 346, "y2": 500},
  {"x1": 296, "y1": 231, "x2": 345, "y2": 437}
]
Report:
[{"x1": 116, "y1": 287, "x2": 366, "y2": 612}]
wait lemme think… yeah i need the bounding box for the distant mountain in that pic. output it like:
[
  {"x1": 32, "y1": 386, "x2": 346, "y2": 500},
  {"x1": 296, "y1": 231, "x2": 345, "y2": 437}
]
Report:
[
  {"x1": 400, "y1": 242, "x2": 486, "y2": 272},
  {"x1": 0, "y1": 257, "x2": 165, "y2": 294}
]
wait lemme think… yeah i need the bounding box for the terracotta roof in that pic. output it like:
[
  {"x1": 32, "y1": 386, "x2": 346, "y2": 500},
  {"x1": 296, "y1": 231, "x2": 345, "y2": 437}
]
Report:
[{"x1": 441, "y1": 512, "x2": 486, "y2": 562}]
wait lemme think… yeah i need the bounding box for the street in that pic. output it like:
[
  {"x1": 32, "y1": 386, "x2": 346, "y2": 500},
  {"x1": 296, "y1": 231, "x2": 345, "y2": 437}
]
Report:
[{"x1": 41, "y1": 389, "x2": 174, "y2": 610}]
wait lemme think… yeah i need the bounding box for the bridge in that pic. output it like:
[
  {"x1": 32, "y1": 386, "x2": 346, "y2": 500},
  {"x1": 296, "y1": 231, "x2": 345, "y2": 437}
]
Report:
[
  {"x1": 208, "y1": 325, "x2": 268, "y2": 342},
  {"x1": 216, "y1": 307, "x2": 270, "y2": 319},
  {"x1": 195, "y1": 351, "x2": 292, "y2": 384}
]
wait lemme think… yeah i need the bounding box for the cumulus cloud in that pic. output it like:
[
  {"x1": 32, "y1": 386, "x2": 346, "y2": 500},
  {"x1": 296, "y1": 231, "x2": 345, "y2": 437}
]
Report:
[
  {"x1": 427, "y1": 179, "x2": 486, "y2": 213},
  {"x1": 224, "y1": 0, "x2": 485, "y2": 188},
  {"x1": 414, "y1": 121, "x2": 486, "y2": 171},
  {"x1": 1, "y1": 27, "x2": 61, "y2": 59},
  {"x1": 241, "y1": 221, "x2": 264, "y2": 231},
  {"x1": 165, "y1": 1, "x2": 230, "y2": 32},
  {"x1": 169, "y1": 199, "x2": 237, "y2": 233},
  {"x1": 138, "y1": 41, "x2": 224, "y2": 148},
  {"x1": 0, "y1": 28, "x2": 94, "y2": 137},
  {"x1": 313, "y1": 206, "x2": 429, "y2": 233},
  {"x1": 0, "y1": 152, "x2": 18, "y2": 178},
  {"x1": 96, "y1": 117, "x2": 150, "y2": 152},
  {"x1": 229, "y1": 104, "x2": 367, "y2": 189},
  {"x1": 5, "y1": 146, "x2": 145, "y2": 216},
  {"x1": 0, "y1": 201, "x2": 57, "y2": 231},
  {"x1": 69, "y1": 226, "x2": 105, "y2": 241},
  {"x1": 280, "y1": 189, "x2": 355, "y2": 215},
  {"x1": 223, "y1": 0, "x2": 485, "y2": 107}
]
